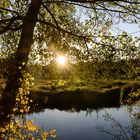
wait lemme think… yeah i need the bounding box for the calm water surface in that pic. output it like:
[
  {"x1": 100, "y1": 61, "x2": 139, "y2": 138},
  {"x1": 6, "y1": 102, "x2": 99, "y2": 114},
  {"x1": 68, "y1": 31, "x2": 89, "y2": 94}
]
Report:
[{"x1": 26, "y1": 106, "x2": 133, "y2": 140}]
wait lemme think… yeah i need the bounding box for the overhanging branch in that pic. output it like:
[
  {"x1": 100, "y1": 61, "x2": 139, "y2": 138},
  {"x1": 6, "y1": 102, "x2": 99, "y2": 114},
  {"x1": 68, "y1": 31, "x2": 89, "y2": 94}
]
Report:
[
  {"x1": 0, "y1": 7, "x2": 20, "y2": 16},
  {"x1": 42, "y1": 3, "x2": 59, "y2": 28},
  {"x1": 0, "y1": 16, "x2": 23, "y2": 35},
  {"x1": 37, "y1": 19, "x2": 128, "y2": 50},
  {"x1": 0, "y1": 24, "x2": 22, "y2": 35},
  {"x1": 44, "y1": 0, "x2": 140, "y2": 5}
]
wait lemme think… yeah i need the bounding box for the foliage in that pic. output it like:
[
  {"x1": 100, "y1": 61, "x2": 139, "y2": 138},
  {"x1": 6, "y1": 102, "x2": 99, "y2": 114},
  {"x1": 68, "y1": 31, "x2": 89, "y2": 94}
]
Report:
[
  {"x1": 126, "y1": 89, "x2": 140, "y2": 105},
  {"x1": 0, "y1": 72, "x2": 56, "y2": 140},
  {"x1": 0, "y1": 0, "x2": 140, "y2": 104},
  {"x1": 34, "y1": 79, "x2": 67, "y2": 91},
  {"x1": 0, "y1": 0, "x2": 140, "y2": 63},
  {"x1": 0, "y1": 1, "x2": 140, "y2": 138},
  {"x1": 30, "y1": 58, "x2": 140, "y2": 86}
]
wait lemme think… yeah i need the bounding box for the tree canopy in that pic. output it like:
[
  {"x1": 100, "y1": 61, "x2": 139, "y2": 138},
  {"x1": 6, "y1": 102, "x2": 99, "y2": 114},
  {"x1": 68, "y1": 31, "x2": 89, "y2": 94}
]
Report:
[
  {"x1": 0, "y1": 0, "x2": 140, "y2": 62},
  {"x1": 0, "y1": 0, "x2": 140, "y2": 115}
]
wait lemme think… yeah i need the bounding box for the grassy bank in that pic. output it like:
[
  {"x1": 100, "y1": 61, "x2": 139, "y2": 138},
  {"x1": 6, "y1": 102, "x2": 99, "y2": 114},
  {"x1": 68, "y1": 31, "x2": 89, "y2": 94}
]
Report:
[
  {"x1": 28, "y1": 79, "x2": 140, "y2": 112},
  {"x1": 31, "y1": 79, "x2": 140, "y2": 94}
]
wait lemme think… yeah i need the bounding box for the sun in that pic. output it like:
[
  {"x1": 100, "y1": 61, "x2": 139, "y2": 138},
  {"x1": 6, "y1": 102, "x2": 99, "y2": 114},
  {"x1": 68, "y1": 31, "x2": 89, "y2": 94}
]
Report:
[{"x1": 56, "y1": 55, "x2": 67, "y2": 65}]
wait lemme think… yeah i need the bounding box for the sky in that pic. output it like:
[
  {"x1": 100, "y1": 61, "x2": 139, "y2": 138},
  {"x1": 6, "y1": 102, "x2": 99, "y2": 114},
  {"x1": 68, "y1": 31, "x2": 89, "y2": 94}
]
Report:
[
  {"x1": 112, "y1": 23, "x2": 140, "y2": 37},
  {"x1": 76, "y1": 7, "x2": 140, "y2": 37}
]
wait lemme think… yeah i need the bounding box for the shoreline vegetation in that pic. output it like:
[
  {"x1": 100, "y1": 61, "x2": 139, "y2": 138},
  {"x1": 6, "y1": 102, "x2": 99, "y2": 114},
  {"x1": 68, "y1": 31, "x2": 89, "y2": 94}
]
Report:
[
  {"x1": 26, "y1": 79, "x2": 140, "y2": 112},
  {"x1": 0, "y1": 79, "x2": 140, "y2": 113},
  {"x1": 31, "y1": 79, "x2": 140, "y2": 94},
  {"x1": 0, "y1": 78, "x2": 139, "y2": 139},
  {"x1": 1, "y1": 79, "x2": 140, "y2": 99}
]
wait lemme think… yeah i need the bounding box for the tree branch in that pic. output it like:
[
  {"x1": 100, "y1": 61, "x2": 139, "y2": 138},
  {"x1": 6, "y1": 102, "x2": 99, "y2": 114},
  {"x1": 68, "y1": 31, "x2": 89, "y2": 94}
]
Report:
[
  {"x1": 0, "y1": 16, "x2": 23, "y2": 35},
  {"x1": 37, "y1": 19, "x2": 87, "y2": 39},
  {"x1": 0, "y1": 16, "x2": 23, "y2": 24},
  {"x1": 0, "y1": 7, "x2": 20, "y2": 16},
  {"x1": 42, "y1": 3, "x2": 59, "y2": 28},
  {"x1": 43, "y1": 0, "x2": 140, "y2": 17},
  {"x1": 44, "y1": 0, "x2": 140, "y2": 5},
  {"x1": 0, "y1": 24, "x2": 22, "y2": 35},
  {"x1": 37, "y1": 19, "x2": 127, "y2": 51}
]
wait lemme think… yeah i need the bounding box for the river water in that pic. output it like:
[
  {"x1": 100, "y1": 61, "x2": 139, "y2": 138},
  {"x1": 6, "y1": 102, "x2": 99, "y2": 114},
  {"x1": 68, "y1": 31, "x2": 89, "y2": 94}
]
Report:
[
  {"x1": 1, "y1": 86, "x2": 139, "y2": 139},
  {"x1": 26, "y1": 105, "x2": 137, "y2": 140}
]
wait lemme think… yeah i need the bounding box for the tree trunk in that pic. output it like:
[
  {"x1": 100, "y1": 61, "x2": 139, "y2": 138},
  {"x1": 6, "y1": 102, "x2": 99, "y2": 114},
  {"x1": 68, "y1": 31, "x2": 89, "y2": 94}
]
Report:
[{"x1": 0, "y1": 0, "x2": 42, "y2": 119}]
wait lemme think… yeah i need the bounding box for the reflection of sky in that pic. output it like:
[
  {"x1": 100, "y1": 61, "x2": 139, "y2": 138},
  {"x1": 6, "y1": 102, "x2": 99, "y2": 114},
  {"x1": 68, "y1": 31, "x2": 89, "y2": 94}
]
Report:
[{"x1": 27, "y1": 106, "x2": 131, "y2": 140}]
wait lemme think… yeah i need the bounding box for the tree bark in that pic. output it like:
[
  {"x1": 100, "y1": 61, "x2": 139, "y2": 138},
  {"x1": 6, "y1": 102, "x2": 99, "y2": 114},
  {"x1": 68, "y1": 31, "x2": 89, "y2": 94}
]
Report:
[{"x1": 0, "y1": 0, "x2": 42, "y2": 119}]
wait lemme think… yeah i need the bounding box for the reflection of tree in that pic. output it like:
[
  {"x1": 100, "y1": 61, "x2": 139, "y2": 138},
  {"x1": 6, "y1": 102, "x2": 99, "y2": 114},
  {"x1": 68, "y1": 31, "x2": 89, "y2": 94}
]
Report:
[
  {"x1": 98, "y1": 105, "x2": 140, "y2": 140},
  {"x1": 99, "y1": 85, "x2": 140, "y2": 139},
  {"x1": 97, "y1": 86, "x2": 140, "y2": 140},
  {"x1": 85, "y1": 108, "x2": 99, "y2": 118},
  {"x1": 127, "y1": 105, "x2": 140, "y2": 140}
]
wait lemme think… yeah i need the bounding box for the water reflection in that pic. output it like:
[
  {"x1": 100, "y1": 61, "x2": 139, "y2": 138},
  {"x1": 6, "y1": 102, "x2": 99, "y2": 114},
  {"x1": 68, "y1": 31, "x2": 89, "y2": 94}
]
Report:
[
  {"x1": 99, "y1": 106, "x2": 140, "y2": 140},
  {"x1": 26, "y1": 106, "x2": 135, "y2": 140},
  {"x1": 1, "y1": 88, "x2": 139, "y2": 139},
  {"x1": 30, "y1": 89, "x2": 121, "y2": 113},
  {"x1": 26, "y1": 90, "x2": 140, "y2": 140}
]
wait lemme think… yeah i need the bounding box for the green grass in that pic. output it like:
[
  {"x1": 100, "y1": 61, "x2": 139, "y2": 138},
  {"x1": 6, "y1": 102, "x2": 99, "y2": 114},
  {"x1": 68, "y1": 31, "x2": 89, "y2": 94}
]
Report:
[{"x1": 32, "y1": 79, "x2": 140, "y2": 95}]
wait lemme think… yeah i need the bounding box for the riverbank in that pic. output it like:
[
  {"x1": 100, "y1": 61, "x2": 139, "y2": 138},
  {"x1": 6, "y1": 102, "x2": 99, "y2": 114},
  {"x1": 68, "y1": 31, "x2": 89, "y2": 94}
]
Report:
[
  {"x1": 29, "y1": 79, "x2": 140, "y2": 112},
  {"x1": 0, "y1": 79, "x2": 140, "y2": 111},
  {"x1": 31, "y1": 79, "x2": 140, "y2": 95}
]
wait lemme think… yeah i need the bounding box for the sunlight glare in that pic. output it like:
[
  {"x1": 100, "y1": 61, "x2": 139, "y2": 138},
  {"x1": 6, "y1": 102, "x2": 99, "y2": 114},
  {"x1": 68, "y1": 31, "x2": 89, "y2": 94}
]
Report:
[{"x1": 56, "y1": 56, "x2": 67, "y2": 65}]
